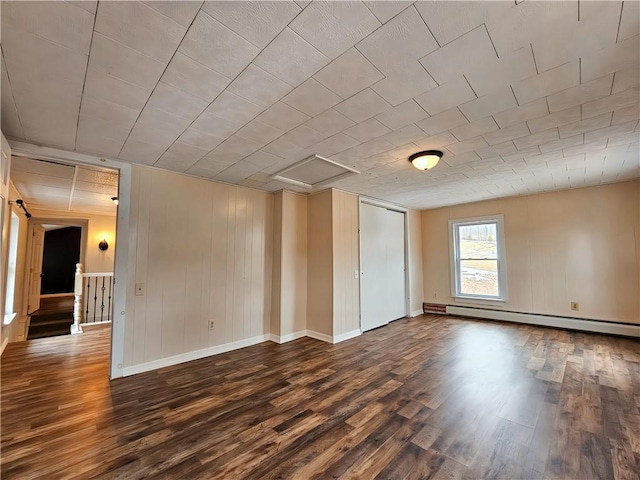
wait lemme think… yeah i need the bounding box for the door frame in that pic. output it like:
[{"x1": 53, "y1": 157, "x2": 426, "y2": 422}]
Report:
[
  {"x1": 358, "y1": 196, "x2": 409, "y2": 332},
  {"x1": 9, "y1": 140, "x2": 131, "y2": 380},
  {"x1": 24, "y1": 218, "x2": 88, "y2": 313}
]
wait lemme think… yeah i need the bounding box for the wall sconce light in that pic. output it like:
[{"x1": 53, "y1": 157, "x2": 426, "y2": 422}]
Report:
[
  {"x1": 98, "y1": 239, "x2": 109, "y2": 251},
  {"x1": 111, "y1": 197, "x2": 119, "y2": 205},
  {"x1": 15, "y1": 199, "x2": 32, "y2": 218}
]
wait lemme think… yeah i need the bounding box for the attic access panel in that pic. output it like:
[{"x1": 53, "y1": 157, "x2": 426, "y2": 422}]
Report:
[{"x1": 270, "y1": 155, "x2": 359, "y2": 190}]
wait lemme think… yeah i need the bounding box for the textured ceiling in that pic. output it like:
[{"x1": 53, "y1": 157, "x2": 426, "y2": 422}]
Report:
[
  {"x1": 1, "y1": 1, "x2": 638, "y2": 209},
  {"x1": 10, "y1": 157, "x2": 118, "y2": 216}
]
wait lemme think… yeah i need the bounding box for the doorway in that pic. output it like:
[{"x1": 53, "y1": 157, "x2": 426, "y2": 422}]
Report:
[{"x1": 359, "y1": 202, "x2": 408, "y2": 332}]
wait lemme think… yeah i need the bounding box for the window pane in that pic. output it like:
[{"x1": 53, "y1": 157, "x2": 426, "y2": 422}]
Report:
[
  {"x1": 458, "y1": 223, "x2": 497, "y2": 259},
  {"x1": 460, "y1": 259, "x2": 499, "y2": 297}
]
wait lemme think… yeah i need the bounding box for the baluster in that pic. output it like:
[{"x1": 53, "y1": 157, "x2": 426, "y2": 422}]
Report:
[
  {"x1": 93, "y1": 278, "x2": 98, "y2": 323},
  {"x1": 107, "y1": 276, "x2": 113, "y2": 323},
  {"x1": 100, "y1": 276, "x2": 106, "y2": 322},
  {"x1": 85, "y1": 277, "x2": 90, "y2": 321}
]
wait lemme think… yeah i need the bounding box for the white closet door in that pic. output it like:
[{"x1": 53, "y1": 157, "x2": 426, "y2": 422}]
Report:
[
  {"x1": 386, "y1": 209, "x2": 406, "y2": 320},
  {"x1": 360, "y1": 203, "x2": 388, "y2": 332},
  {"x1": 360, "y1": 204, "x2": 407, "y2": 332}
]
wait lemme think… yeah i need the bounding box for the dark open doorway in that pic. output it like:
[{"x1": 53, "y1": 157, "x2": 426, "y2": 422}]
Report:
[{"x1": 41, "y1": 226, "x2": 81, "y2": 295}]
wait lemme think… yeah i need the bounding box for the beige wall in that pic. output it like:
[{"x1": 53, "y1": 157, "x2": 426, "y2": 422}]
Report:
[
  {"x1": 332, "y1": 190, "x2": 360, "y2": 336},
  {"x1": 272, "y1": 191, "x2": 307, "y2": 338},
  {"x1": 407, "y1": 209, "x2": 424, "y2": 315},
  {"x1": 307, "y1": 189, "x2": 333, "y2": 336},
  {"x1": 26, "y1": 208, "x2": 116, "y2": 274},
  {"x1": 124, "y1": 166, "x2": 273, "y2": 367},
  {"x1": 421, "y1": 180, "x2": 640, "y2": 324}
]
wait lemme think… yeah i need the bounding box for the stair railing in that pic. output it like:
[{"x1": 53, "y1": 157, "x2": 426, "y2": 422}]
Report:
[{"x1": 72, "y1": 263, "x2": 115, "y2": 335}]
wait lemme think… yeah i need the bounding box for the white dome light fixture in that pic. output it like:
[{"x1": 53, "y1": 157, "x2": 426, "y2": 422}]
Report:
[{"x1": 409, "y1": 150, "x2": 443, "y2": 171}]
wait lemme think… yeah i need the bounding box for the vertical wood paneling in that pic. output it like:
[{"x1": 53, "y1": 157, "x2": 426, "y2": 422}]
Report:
[
  {"x1": 332, "y1": 190, "x2": 360, "y2": 336},
  {"x1": 421, "y1": 180, "x2": 640, "y2": 324},
  {"x1": 124, "y1": 166, "x2": 274, "y2": 368},
  {"x1": 407, "y1": 210, "x2": 424, "y2": 315}
]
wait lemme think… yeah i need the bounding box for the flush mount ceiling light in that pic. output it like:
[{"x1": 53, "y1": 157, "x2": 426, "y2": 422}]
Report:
[{"x1": 409, "y1": 150, "x2": 443, "y2": 171}]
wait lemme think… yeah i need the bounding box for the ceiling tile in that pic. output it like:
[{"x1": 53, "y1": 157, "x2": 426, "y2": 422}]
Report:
[
  {"x1": 178, "y1": 127, "x2": 225, "y2": 151},
  {"x1": 371, "y1": 62, "x2": 437, "y2": 106},
  {"x1": 459, "y1": 87, "x2": 518, "y2": 122},
  {"x1": 147, "y1": 82, "x2": 209, "y2": 121},
  {"x1": 416, "y1": 108, "x2": 468, "y2": 135},
  {"x1": 419, "y1": 26, "x2": 497, "y2": 85},
  {"x1": 538, "y1": 134, "x2": 584, "y2": 154},
  {"x1": 88, "y1": 33, "x2": 166, "y2": 90},
  {"x1": 546, "y1": 74, "x2": 614, "y2": 113},
  {"x1": 527, "y1": 106, "x2": 581, "y2": 134},
  {"x1": 289, "y1": 0, "x2": 380, "y2": 59},
  {"x1": 558, "y1": 113, "x2": 613, "y2": 138},
  {"x1": 580, "y1": 35, "x2": 639, "y2": 83},
  {"x1": 356, "y1": 6, "x2": 438, "y2": 76},
  {"x1": 281, "y1": 78, "x2": 341, "y2": 116},
  {"x1": 211, "y1": 134, "x2": 262, "y2": 158},
  {"x1": 235, "y1": 119, "x2": 284, "y2": 146},
  {"x1": 154, "y1": 141, "x2": 210, "y2": 171},
  {"x1": 0, "y1": 55, "x2": 24, "y2": 139},
  {"x1": 253, "y1": 28, "x2": 329, "y2": 86},
  {"x1": 493, "y1": 98, "x2": 549, "y2": 128},
  {"x1": 475, "y1": 141, "x2": 518, "y2": 159},
  {"x1": 313, "y1": 48, "x2": 384, "y2": 99},
  {"x1": 612, "y1": 105, "x2": 640, "y2": 125},
  {"x1": 204, "y1": 91, "x2": 263, "y2": 126},
  {"x1": 612, "y1": 67, "x2": 640, "y2": 94},
  {"x1": 618, "y1": 0, "x2": 640, "y2": 42},
  {"x1": 512, "y1": 128, "x2": 559, "y2": 150},
  {"x1": 227, "y1": 64, "x2": 293, "y2": 108},
  {"x1": 413, "y1": 77, "x2": 476, "y2": 116},
  {"x1": 142, "y1": 1, "x2": 202, "y2": 28},
  {"x1": 363, "y1": 1, "x2": 412, "y2": 23},
  {"x1": 191, "y1": 111, "x2": 241, "y2": 139},
  {"x1": 96, "y1": 1, "x2": 186, "y2": 63},
  {"x1": 375, "y1": 100, "x2": 428, "y2": 131},
  {"x1": 344, "y1": 118, "x2": 391, "y2": 143},
  {"x1": 262, "y1": 137, "x2": 304, "y2": 158},
  {"x1": 162, "y1": 53, "x2": 230, "y2": 102},
  {"x1": 3, "y1": 1, "x2": 94, "y2": 54},
  {"x1": 465, "y1": 46, "x2": 537, "y2": 97},
  {"x1": 310, "y1": 133, "x2": 360, "y2": 156},
  {"x1": 305, "y1": 109, "x2": 355, "y2": 136},
  {"x1": 355, "y1": 137, "x2": 396, "y2": 156},
  {"x1": 413, "y1": 131, "x2": 458, "y2": 151},
  {"x1": 83, "y1": 68, "x2": 151, "y2": 111},
  {"x1": 119, "y1": 138, "x2": 170, "y2": 165},
  {"x1": 333, "y1": 88, "x2": 391, "y2": 123},
  {"x1": 384, "y1": 124, "x2": 426, "y2": 147},
  {"x1": 415, "y1": 0, "x2": 512, "y2": 46},
  {"x1": 281, "y1": 124, "x2": 331, "y2": 148},
  {"x1": 482, "y1": 123, "x2": 530, "y2": 146},
  {"x1": 202, "y1": 1, "x2": 301, "y2": 49},
  {"x1": 512, "y1": 61, "x2": 580, "y2": 105},
  {"x1": 450, "y1": 116, "x2": 498, "y2": 142},
  {"x1": 447, "y1": 136, "x2": 488, "y2": 155},
  {"x1": 179, "y1": 10, "x2": 260, "y2": 78},
  {"x1": 254, "y1": 102, "x2": 310, "y2": 132},
  {"x1": 582, "y1": 87, "x2": 640, "y2": 120}
]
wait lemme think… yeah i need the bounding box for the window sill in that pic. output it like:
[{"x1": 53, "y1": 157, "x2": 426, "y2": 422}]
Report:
[
  {"x1": 3, "y1": 312, "x2": 17, "y2": 326},
  {"x1": 453, "y1": 296, "x2": 507, "y2": 307}
]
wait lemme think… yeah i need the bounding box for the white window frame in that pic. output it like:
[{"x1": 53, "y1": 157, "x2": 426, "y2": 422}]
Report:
[{"x1": 448, "y1": 214, "x2": 507, "y2": 303}]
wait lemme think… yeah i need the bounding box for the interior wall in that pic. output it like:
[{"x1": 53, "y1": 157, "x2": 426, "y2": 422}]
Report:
[
  {"x1": 407, "y1": 209, "x2": 424, "y2": 316},
  {"x1": 27, "y1": 208, "x2": 116, "y2": 273},
  {"x1": 280, "y1": 191, "x2": 307, "y2": 337},
  {"x1": 332, "y1": 190, "x2": 360, "y2": 336},
  {"x1": 124, "y1": 166, "x2": 273, "y2": 367},
  {"x1": 421, "y1": 180, "x2": 640, "y2": 324},
  {"x1": 307, "y1": 189, "x2": 333, "y2": 336},
  {"x1": 270, "y1": 192, "x2": 283, "y2": 337}
]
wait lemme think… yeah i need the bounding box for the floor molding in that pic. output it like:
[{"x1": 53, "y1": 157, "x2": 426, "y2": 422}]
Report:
[
  {"x1": 446, "y1": 306, "x2": 640, "y2": 338},
  {"x1": 0, "y1": 337, "x2": 8, "y2": 356},
  {"x1": 305, "y1": 330, "x2": 334, "y2": 344},
  {"x1": 333, "y1": 329, "x2": 362, "y2": 343},
  {"x1": 410, "y1": 309, "x2": 423, "y2": 318},
  {"x1": 122, "y1": 334, "x2": 270, "y2": 377},
  {"x1": 269, "y1": 331, "x2": 307, "y2": 344}
]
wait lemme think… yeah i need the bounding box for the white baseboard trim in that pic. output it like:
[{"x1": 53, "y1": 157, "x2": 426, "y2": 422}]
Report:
[
  {"x1": 306, "y1": 329, "x2": 334, "y2": 343},
  {"x1": 333, "y1": 329, "x2": 362, "y2": 344},
  {"x1": 70, "y1": 324, "x2": 83, "y2": 335},
  {"x1": 447, "y1": 306, "x2": 640, "y2": 338},
  {"x1": 410, "y1": 309, "x2": 423, "y2": 318},
  {"x1": 269, "y1": 331, "x2": 307, "y2": 344},
  {"x1": 0, "y1": 337, "x2": 8, "y2": 356},
  {"x1": 122, "y1": 334, "x2": 270, "y2": 377}
]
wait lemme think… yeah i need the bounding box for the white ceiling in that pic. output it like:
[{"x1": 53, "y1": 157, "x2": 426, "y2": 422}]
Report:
[
  {"x1": 1, "y1": 1, "x2": 638, "y2": 209},
  {"x1": 10, "y1": 156, "x2": 118, "y2": 216}
]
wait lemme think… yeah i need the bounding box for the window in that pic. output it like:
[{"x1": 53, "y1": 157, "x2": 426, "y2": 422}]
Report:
[
  {"x1": 449, "y1": 215, "x2": 506, "y2": 301},
  {"x1": 4, "y1": 212, "x2": 20, "y2": 324}
]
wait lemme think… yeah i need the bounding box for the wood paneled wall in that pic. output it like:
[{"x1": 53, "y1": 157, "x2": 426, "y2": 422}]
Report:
[
  {"x1": 332, "y1": 190, "x2": 360, "y2": 336},
  {"x1": 421, "y1": 179, "x2": 640, "y2": 324},
  {"x1": 124, "y1": 166, "x2": 273, "y2": 367},
  {"x1": 306, "y1": 190, "x2": 333, "y2": 336},
  {"x1": 407, "y1": 209, "x2": 424, "y2": 315}
]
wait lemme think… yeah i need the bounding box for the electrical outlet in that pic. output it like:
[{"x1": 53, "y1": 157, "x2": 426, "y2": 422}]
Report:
[
  {"x1": 208, "y1": 320, "x2": 215, "y2": 330},
  {"x1": 135, "y1": 283, "x2": 145, "y2": 296},
  {"x1": 570, "y1": 302, "x2": 579, "y2": 311}
]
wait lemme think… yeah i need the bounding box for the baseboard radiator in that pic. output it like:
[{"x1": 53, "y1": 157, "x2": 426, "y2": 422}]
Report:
[
  {"x1": 423, "y1": 303, "x2": 448, "y2": 314},
  {"x1": 446, "y1": 305, "x2": 640, "y2": 338}
]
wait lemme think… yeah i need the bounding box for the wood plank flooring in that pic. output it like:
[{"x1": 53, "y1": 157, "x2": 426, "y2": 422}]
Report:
[{"x1": 2, "y1": 314, "x2": 639, "y2": 479}]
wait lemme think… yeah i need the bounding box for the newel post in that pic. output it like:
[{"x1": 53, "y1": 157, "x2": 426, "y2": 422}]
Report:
[{"x1": 71, "y1": 263, "x2": 84, "y2": 335}]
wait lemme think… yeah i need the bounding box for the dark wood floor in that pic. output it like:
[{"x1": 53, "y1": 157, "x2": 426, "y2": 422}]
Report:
[{"x1": 2, "y1": 315, "x2": 639, "y2": 479}]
